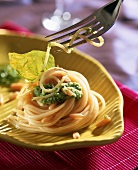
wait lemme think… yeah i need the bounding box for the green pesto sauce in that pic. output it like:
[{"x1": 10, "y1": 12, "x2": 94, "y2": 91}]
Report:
[
  {"x1": 0, "y1": 64, "x2": 21, "y2": 86},
  {"x1": 33, "y1": 82, "x2": 83, "y2": 105}
]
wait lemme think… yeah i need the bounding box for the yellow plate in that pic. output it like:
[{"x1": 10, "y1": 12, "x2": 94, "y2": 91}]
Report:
[{"x1": 0, "y1": 29, "x2": 124, "y2": 151}]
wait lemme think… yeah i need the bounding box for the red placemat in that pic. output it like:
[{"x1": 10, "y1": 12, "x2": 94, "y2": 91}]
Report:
[
  {"x1": 0, "y1": 21, "x2": 32, "y2": 35},
  {"x1": 0, "y1": 22, "x2": 138, "y2": 170}
]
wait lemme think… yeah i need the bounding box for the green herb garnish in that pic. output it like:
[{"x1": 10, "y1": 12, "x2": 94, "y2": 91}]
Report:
[
  {"x1": 33, "y1": 82, "x2": 83, "y2": 105},
  {"x1": 0, "y1": 64, "x2": 21, "y2": 86}
]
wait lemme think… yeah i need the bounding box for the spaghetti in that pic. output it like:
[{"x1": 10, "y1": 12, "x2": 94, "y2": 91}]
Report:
[{"x1": 7, "y1": 67, "x2": 106, "y2": 134}]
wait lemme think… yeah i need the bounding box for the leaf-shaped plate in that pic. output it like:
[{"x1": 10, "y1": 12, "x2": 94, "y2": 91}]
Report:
[{"x1": 0, "y1": 29, "x2": 124, "y2": 151}]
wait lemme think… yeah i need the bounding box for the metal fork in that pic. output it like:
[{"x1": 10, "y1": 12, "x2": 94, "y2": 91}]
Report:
[{"x1": 45, "y1": 0, "x2": 123, "y2": 48}]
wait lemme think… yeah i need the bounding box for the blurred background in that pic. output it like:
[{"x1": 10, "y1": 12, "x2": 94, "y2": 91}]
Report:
[{"x1": 0, "y1": 0, "x2": 138, "y2": 91}]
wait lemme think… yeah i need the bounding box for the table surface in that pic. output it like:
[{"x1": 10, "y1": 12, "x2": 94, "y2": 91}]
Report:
[{"x1": 0, "y1": 0, "x2": 138, "y2": 92}]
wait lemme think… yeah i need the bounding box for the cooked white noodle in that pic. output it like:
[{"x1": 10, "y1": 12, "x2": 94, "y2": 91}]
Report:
[{"x1": 7, "y1": 67, "x2": 106, "y2": 134}]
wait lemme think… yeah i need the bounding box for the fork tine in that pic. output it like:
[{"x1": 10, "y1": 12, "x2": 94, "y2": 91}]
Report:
[
  {"x1": 60, "y1": 22, "x2": 103, "y2": 45},
  {"x1": 60, "y1": 32, "x2": 86, "y2": 45},
  {"x1": 68, "y1": 29, "x2": 105, "y2": 48},
  {"x1": 46, "y1": 13, "x2": 96, "y2": 39},
  {"x1": 88, "y1": 28, "x2": 105, "y2": 40},
  {"x1": 92, "y1": 23, "x2": 104, "y2": 33},
  {"x1": 47, "y1": 17, "x2": 99, "y2": 43}
]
